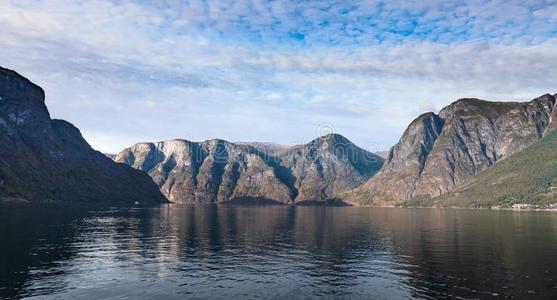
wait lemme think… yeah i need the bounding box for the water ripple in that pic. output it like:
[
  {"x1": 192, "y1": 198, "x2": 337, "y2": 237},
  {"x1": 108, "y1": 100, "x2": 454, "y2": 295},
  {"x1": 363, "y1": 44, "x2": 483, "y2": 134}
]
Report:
[{"x1": 1, "y1": 205, "x2": 557, "y2": 299}]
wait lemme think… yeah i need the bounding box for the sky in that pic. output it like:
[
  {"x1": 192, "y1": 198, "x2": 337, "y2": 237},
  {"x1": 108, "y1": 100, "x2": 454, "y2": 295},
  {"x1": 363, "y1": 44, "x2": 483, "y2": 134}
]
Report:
[{"x1": 1, "y1": 0, "x2": 557, "y2": 153}]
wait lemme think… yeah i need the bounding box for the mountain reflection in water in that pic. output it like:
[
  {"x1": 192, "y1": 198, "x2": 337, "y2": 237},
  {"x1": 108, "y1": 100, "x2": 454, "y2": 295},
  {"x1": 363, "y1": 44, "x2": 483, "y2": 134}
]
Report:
[{"x1": 1, "y1": 205, "x2": 557, "y2": 299}]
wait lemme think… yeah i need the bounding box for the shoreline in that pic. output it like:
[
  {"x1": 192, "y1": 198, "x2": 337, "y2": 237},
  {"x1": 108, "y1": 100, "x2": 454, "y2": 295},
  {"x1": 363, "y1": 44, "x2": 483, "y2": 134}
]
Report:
[{"x1": 3, "y1": 197, "x2": 557, "y2": 212}]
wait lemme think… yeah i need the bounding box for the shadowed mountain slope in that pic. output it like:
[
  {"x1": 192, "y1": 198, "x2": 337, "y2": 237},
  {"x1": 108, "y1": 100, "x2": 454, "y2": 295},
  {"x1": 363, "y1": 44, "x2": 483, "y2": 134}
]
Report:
[{"x1": 0, "y1": 67, "x2": 166, "y2": 203}]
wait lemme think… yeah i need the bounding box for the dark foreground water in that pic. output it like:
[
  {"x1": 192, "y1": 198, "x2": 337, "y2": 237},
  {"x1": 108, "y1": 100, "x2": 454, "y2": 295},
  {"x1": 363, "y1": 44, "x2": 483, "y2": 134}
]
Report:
[{"x1": 1, "y1": 205, "x2": 557, "y2": 299}]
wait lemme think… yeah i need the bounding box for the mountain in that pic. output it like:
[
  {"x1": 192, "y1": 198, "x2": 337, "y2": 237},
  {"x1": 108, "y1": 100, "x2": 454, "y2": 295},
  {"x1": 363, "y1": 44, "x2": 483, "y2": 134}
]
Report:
[
  {"x1": 115, "y1": 139, "x2": 293, "y2": 204},
  {"x1": 115, "y1": 134, "x2": 384, "y2": 204},
  {"x1": 430, "y1": 128, "x2": 557, "y2": 208},
  {"x1": 346, "y1": 94, "x2": 557, "y2": 206},
  {"x1": 278, "y1": 134, "x2": 383, "y2": 202},
  {"x1": 0, "y1": 67, "x2": 166, "y2": 204}
]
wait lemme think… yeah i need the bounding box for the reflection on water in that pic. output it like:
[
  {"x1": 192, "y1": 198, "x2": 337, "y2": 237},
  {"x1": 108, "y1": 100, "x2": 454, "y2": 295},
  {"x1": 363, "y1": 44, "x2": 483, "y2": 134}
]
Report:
[{"x1": 1, "y1": 205, "x2": 557, "y2": 299}]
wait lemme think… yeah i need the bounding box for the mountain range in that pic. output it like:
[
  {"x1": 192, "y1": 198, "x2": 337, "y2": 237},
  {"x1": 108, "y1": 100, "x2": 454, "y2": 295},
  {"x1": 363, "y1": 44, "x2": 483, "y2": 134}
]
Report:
[
  {"x1": 1, "y1": 67, "x2": 556, "y2": 207},
  {"x1": 114, "y1": 134, "x2": 384, "y2": 204}
]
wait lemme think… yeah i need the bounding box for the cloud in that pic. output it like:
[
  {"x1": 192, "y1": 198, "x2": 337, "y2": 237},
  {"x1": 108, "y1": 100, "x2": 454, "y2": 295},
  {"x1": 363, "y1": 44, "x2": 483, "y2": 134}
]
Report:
[{"x1": 0, "y1": 0, "x2": 556, "y2": 153}]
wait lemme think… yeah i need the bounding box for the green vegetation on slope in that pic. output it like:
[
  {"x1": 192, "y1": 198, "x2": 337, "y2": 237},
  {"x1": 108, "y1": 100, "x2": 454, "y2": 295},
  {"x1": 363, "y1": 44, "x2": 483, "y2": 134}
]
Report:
[{"x1": 431, "y1": 129, "x2": 557, "y2": 207}]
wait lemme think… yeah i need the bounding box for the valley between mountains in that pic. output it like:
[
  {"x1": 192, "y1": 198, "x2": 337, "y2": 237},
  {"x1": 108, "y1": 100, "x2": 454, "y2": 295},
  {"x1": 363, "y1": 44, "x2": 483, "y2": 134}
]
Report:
[{"x1": 1, "y1": 67, "x2": 556, "y2": 207}]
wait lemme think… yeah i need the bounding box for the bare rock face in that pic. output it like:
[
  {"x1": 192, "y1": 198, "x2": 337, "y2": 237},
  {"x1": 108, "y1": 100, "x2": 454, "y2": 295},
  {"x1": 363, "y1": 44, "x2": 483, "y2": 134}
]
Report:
[
  {"x1": 279, "y1": 134, "x2": 383, "y2": 203},
  {"x1": 116, "y1": 134, "x2": 384, "y2": 204},
  {"x1": 116, "y1": 139, "x2": 292, "y2": 204},
  {"x1": 348, "y1": 94, "x2": 557, "y2": 205},
  {"x1": 0, "y1": 67, "x2": 166, "y2": 203}
]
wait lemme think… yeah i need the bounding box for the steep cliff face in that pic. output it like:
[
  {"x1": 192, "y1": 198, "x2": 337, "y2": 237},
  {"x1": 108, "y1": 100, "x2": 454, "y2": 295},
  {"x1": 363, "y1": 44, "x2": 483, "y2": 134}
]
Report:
[
  {"x1": 432, "y1": 127, "x2": 557, "y2": 208},
  {"x1": 116, "y1": 139, "x2": 293, "y2": 204},
  {"x1": 349, "y1": 94, "x2": 557, "y2": 205},
  {"x1": 0, "y1": 67, "x2": 166, "y2": 203},
  {"x1": 115, "y1": 134, "x2": 384, "y2": 204}
]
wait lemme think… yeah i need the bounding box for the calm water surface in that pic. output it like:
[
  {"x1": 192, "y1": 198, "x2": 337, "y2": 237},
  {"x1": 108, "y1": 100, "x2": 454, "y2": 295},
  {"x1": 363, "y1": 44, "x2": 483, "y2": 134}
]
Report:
[{"x1": 1, "y1": 205, "x2": 557, "y2": 299}]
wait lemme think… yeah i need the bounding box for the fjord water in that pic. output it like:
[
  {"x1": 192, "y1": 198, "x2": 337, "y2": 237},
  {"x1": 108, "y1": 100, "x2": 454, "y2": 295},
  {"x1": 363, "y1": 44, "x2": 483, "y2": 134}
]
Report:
[{"x1": 1, "y1": 205, "x2": 557, "y2": 299}]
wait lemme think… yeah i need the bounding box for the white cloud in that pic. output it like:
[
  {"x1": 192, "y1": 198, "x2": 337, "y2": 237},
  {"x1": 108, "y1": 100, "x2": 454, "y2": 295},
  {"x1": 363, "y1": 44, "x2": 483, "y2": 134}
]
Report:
[{"x1": 0, "y1": 0, "x2": 556, "y2": 153}]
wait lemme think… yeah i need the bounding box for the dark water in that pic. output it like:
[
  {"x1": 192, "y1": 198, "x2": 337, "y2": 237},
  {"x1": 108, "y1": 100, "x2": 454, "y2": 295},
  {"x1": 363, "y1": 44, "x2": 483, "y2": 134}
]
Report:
[{"x1": 1, "y1": 205, "x2": 557, "y2": 299}]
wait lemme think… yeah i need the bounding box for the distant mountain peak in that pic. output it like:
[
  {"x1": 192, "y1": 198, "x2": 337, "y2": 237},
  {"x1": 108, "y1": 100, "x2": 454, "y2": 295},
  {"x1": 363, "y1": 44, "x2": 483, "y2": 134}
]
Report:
[
  {"x1": 317, "y1": 132, "x2": 345, "y2": 140},
  {"x1": 310, "y1": 133, "x2": 351, "y2": 145}
]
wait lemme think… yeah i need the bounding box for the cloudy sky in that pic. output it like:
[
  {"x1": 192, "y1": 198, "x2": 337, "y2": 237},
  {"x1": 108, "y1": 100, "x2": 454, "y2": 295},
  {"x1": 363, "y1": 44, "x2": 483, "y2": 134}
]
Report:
[{"x1": 1, "y1": 0, "x2": 557, "y2": 153}]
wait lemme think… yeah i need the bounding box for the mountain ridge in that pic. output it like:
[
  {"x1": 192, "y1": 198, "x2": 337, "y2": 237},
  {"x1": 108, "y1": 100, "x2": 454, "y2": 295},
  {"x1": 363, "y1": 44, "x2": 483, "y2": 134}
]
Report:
[
  {"x1": 2, "y1": 66, "x2": 556, "y2": 207},
  {"x1": 345, "y1": 93, "x2": 557, "y2": 206},
  {"x1": 0, "y1": 67, "x2": 167, "y2": 204},
  {"x1": 115, "y1": 133, "x2": 384, "y2": 204}
]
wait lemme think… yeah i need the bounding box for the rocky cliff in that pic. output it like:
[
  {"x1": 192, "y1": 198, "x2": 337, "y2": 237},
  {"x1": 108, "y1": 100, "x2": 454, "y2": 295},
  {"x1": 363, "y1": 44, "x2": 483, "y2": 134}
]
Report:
[
  {"x1": 431, "y1": 127, "x2": 557, "y2": 208},
  {"x1": 0, "y1": 67, "x2": 166, "y2": 203},
  {"x1": 115, "y1": 134, "x2": 384, "y2": 204},
  {"x1": 279, "y1": 134, "x2": 383, "y2": 202},
  {"x1": 347, "y1": 94, "x2": 557, "y2": 205}
]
